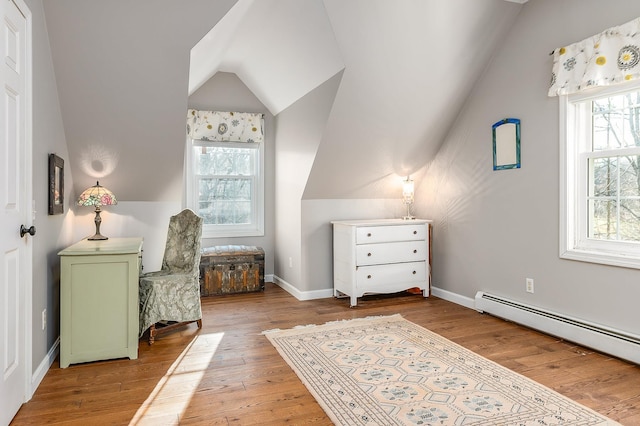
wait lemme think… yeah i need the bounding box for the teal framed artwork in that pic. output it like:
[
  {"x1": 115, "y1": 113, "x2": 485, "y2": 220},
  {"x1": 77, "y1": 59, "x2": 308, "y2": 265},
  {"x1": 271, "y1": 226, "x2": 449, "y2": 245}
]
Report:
[{"x1": 492, "y1": 118, "x2": 521, "y2": 170}]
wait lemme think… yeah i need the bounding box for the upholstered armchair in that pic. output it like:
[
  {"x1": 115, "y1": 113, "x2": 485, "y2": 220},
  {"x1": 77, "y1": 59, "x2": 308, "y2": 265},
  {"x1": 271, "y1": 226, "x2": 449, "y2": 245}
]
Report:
[{"x1": 139, "y1": 209, "x2": 203, "y2": 344}]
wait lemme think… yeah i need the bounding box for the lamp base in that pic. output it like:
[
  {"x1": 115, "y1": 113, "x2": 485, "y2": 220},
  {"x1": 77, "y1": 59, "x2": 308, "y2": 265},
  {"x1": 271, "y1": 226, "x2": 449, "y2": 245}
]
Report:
[
  {"x1": 402, "y1": 203, "x2": 415, "y2": 220},
  {"x1": 88, "y1": 233, "x2": 108, "y2": 241},
  {"x1": 88, "y1": 206, "x2": 108, "y2": 240}
]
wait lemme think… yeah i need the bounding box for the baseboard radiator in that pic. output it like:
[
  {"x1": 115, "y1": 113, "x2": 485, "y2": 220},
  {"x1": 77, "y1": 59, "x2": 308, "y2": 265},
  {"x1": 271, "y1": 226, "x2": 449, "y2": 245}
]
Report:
[{"x1": 475, "y1": 291, "x2": 640, "y2": 365}]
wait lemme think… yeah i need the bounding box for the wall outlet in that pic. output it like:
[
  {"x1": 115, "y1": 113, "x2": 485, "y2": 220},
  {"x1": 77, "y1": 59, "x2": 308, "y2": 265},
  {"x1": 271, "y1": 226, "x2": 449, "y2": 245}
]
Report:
[
  {"x1": 526, "y1": 278, "x2": 534, "y2": 293},
  {"x1": 42, "y1": 308, "x2": 47, "y2": 331},
  {"x1": 289, "y1": 257, "x2": 293, "y2": 268}
]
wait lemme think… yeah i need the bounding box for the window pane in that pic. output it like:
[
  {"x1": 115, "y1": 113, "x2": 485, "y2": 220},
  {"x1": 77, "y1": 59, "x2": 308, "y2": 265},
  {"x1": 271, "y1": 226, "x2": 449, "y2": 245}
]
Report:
[
  {"x1": 591, "y1": 157, "x2": 617, "y2": 197},
  {"x1": 197, "y1": 178, "x2": 252, "y2": 225},
  {"x1": 195, "y1": 146, "x2": 254, "y2": 176},
  {"x1": 619, "y1": 155, "x2": 640, "y2": 197},
  {"x1": 592, "y1": 92, "x2": 640, "y2": 150},
  {"x1": 592, "y1": 111, "x2": 621, "y2": 150},
  {"x1": 619, "y1": 200, "x2": 640, "y2": 242},
  {"x1": 590, "y1": 199, "x2": 618, "y2": 240}
]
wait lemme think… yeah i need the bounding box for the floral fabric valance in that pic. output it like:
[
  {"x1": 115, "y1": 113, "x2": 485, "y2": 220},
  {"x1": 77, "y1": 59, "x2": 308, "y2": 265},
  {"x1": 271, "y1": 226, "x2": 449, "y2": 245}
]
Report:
[
  {"x1": 186, "y1": 109, "x2": 264, "y2": 143},
  {"x1": 549, "y1": 17, "x2": 640, "y2": 96}
]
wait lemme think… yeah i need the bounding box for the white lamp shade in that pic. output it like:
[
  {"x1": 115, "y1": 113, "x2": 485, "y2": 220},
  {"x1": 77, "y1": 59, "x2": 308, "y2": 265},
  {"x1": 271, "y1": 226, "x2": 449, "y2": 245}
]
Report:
[{"x1": 402, "y1": 178, "x2": 414, "y2": 203}]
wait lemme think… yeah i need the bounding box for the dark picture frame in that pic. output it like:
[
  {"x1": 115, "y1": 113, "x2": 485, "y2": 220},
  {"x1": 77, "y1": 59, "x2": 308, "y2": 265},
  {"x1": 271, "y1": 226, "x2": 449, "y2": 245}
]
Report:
[{"x1": 48, "y1": 153, "x2": 64, "y2": 215}]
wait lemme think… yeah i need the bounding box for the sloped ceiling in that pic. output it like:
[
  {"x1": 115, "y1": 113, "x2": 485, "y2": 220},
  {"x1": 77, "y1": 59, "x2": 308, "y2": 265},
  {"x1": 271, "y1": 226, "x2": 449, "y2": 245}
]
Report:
[
  {"x1": 43, "y1": 0, "x2": 238, "y2": 201},
  {"x1": 189, "y1": 0, "x2": 344, "y2": 116},
  {"x1": 305, "y1": 0, "x2": 524, "y2": 198},
  {"x1": 44, "y1": 0, "x2": 524, "y2": 201}
]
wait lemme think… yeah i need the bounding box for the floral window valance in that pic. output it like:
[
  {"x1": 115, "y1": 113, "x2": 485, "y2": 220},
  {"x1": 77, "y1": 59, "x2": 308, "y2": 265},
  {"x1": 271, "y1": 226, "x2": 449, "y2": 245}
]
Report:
[
  {"x1": 186, "y1": 109, "x2": 264, "y2": 143},
  {"x1": 549, "y1": 17, "x2": 640, "y2": 96}
]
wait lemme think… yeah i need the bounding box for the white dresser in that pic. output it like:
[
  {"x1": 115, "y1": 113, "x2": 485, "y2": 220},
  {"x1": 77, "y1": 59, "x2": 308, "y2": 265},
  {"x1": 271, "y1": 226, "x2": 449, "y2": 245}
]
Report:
[{"x1": 332, "y1": 219, "x2": 432, "y2": 307}]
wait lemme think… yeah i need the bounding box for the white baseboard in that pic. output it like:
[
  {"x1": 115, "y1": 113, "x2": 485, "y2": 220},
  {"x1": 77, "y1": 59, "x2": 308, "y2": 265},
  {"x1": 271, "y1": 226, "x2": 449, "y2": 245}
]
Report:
[
  {"x1": 431, "y1": 286, "x2": 475, "y2": 309},
  {"x1": 272, "y1": 275, "x2": 334, "y2": 301},
  {"x1": 30, "y1": 336, "x2": 59, "y2": 398},
  {"x1": 271, "y1": 279, "x2": 475, "y2": 308}
]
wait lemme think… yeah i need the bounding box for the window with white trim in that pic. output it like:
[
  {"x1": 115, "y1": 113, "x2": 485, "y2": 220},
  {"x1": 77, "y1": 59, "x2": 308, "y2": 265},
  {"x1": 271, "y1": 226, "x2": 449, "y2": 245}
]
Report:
[
  {"x1": 186, "y1": 140, "x2": 264, "y2": 238},
  {"x1": 561, "y1": 81, "x2": 640, "y2": 268}
]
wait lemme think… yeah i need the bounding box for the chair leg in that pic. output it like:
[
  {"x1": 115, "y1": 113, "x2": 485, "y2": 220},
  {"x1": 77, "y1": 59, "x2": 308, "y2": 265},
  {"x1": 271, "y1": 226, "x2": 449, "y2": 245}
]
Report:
[
  {"x1": 147, "y1": 319, "x2": 202, "y2": 345},
  {"x1": 149, "y1": 324, "x2": 157, "y2": 345}
]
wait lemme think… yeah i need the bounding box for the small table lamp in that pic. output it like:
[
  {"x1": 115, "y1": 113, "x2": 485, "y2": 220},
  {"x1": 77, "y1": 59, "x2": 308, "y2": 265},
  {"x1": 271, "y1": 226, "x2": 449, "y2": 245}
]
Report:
[
  {"x1": 77, "y1": 181, "x2": 117, "y2": 240},
  {"x1": 402, "y1": 176, "x2": 415, "y2": 220}
]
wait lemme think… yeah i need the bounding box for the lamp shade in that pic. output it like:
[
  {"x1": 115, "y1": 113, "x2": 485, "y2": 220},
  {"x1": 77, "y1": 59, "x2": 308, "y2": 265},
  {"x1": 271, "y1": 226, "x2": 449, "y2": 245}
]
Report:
[
  {"x1": 77, "y1": 181, "x2": 117, "y2": 207},
  {"x1": 402, "y1": 177, "x2": 414, "y2": 204},
  {"x1": 402, "y1": 176, "x2": 415, "y2": 220}
]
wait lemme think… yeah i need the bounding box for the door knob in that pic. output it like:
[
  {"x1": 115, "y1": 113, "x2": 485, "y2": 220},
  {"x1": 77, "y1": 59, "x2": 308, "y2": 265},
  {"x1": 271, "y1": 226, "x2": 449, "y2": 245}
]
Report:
[{"x1": 20, "y1": 225, "x2": 36, "y2": 238}]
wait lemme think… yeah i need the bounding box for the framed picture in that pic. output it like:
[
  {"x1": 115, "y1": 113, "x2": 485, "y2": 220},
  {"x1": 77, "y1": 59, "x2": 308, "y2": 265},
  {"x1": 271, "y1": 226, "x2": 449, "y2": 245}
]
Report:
[
  {"x1": 48, "y1": 153, "x2": 64, "y2": 215},
  {"x1": 492, "y1": 118, "x2": 521, "y2": 170}
]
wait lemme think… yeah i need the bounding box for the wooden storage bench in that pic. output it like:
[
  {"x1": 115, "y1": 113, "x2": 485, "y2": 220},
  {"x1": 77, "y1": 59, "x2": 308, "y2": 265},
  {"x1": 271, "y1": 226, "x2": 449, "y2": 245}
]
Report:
[{"x1": 199, "y1": 245, "x2": 265, "y2": 296}]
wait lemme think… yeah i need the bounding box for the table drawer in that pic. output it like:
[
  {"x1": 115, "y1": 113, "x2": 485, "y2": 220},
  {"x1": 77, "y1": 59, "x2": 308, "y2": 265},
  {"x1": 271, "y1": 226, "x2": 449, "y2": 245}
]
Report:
[
  {"x1": 356, "y1": 241, "x2": 427, "y2": 266},
  {"x1": 356, "y1": 224, "x2": 426, "y2": 244},
  {"x1": 356, "y1": 261, "x2": 426, "y2": 287}
]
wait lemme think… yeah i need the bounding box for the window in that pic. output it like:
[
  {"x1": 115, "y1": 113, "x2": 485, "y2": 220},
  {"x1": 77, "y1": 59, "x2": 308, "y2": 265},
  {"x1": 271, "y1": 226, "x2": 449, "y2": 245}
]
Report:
[
  {"x1": 561, "y1": 81, "x2": 640, "y2": 268},
  {"x1": 186, "y1": 140, "x2": 264, "y2": 238}
]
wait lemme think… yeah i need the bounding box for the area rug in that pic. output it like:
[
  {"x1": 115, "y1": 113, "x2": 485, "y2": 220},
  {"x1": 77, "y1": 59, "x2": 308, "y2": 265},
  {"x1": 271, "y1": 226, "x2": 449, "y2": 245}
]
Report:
[{"x1": 263, "y1": 314, "x2": 619, "y2": 425}]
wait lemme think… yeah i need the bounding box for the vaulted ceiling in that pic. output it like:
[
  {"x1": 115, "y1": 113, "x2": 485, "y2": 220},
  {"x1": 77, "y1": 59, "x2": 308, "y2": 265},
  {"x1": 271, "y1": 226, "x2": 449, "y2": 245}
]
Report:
[
  {"x1": 189, "y1": 0, "x2": 344, "y2": 116},
  {"x1": 43, "y1": 0, "x2": 525, "y2": 201}
]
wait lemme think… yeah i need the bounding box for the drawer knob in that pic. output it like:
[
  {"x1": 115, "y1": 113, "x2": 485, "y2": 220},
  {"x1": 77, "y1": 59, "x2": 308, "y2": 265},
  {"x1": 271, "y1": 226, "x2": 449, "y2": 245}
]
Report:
[
  {"x1": 412, "y1": 270, "x2": 417, "y2": 275},
  {"x1": 367, "y1": 252, "x2": 372, "y2": 257},
  {"x1": 367, "y1": 274, "x2": 372, "y2": 279},
  {"x1": 413, "y1": 249, "x2": 417, "y2": 254},
  {"x1": 367, "y1": 232, "x2": 372, "y2": 237},
  {"x1": 413, "y1": 230, "x2": 417, "y2": 235}
]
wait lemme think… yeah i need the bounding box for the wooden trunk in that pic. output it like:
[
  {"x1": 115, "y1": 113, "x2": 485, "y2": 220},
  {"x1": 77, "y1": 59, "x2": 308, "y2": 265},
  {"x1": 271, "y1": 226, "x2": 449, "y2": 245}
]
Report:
[{"x1": 199, "y1": 245, "x2": 265, "y2": 296}]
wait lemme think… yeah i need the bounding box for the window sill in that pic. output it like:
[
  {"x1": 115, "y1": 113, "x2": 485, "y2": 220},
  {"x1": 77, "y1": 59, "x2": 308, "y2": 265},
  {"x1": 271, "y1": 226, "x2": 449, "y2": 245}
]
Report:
[
  {"x1": 560, "y1": 248, "x2": 640, "y2": 270},
  {"x1": 201, "y1": 227, "x2": 264, "y2": 239}
]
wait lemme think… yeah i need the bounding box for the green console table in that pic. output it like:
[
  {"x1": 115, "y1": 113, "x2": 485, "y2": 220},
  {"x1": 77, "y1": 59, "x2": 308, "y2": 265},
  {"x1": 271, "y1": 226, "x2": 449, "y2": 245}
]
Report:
[{"x1": 58, "y1": 237, "x2": 143, "y2": 368}]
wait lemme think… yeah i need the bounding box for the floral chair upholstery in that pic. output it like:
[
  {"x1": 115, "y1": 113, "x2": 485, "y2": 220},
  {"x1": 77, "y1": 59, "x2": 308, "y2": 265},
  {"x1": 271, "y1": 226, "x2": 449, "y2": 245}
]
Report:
[{"x1": 139, "y1": 209, "x2": 203, "y2": 344}]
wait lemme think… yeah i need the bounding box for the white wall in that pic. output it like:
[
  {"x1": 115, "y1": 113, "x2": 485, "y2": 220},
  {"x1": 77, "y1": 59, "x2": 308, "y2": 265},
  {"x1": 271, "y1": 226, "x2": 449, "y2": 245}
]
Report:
[
  {"x1": 273, "y1": 72, "x2": 342, "y2": 288},
  {"x1": 26, "y1": 0, "x2": 76, "y2": 379},
  {"x1": 419, "y1": 0, "x2": 640, "y2": 335},
  {"x1": 301, "y1": 199, "x2": 405, "y2": 295},
  {"x1": 72, "y1": 202, "x2": 181, "y2": 272}
]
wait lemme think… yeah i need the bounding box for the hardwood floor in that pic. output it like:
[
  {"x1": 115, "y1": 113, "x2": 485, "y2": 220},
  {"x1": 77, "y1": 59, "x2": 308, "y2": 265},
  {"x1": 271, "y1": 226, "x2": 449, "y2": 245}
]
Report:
[{"x1": 11, "y1": 283, "x2": 640, "y2": 425}]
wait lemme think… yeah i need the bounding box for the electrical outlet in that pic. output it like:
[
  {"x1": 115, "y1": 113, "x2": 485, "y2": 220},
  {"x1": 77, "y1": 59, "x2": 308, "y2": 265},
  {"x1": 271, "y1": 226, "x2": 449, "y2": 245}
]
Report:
[
  {"x1": 42, "y1": 309, "x2": 47, "y2": 331},
  {"x1": 289, "y1": 257, "x2": 293, "y2": 268},
  {"x1": 526, "y1": 278, "x2": 534, "y2": 293}
]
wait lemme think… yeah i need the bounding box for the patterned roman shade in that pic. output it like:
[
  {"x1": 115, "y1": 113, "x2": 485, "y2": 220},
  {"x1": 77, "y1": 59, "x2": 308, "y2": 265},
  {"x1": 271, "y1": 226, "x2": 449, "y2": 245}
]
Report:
[
  {"x1": 549, "y1": 17, "x2": 640, "y2": 96},
  {"x1": 186, "y1": 109, "x2": 264, "y2": 143}
]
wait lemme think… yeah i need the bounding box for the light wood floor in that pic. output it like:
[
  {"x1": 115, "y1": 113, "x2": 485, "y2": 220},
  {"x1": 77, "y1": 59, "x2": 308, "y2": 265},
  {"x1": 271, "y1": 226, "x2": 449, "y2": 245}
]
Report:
[{"x1": 11, "y1": 283, "x2": 640, "y2": 425}]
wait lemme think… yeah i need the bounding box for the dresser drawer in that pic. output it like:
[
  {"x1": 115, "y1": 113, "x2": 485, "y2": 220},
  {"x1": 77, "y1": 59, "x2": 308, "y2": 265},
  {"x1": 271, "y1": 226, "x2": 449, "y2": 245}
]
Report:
[
  {"x1": 356, "y1": 241, "x2": 427, "y2": 266},
  {"x1": 356, "y1": 224, "x2": 426, "y2": 244},
  {"x1": 356, "y1": 261, "x2": 426, "y2": 288}
]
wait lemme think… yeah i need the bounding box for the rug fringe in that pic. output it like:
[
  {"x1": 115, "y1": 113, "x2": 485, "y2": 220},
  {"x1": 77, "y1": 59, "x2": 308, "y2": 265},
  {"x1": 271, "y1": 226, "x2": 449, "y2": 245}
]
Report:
[{"x1": 262, "y1": 313, "x2": 402, "y2": 335}]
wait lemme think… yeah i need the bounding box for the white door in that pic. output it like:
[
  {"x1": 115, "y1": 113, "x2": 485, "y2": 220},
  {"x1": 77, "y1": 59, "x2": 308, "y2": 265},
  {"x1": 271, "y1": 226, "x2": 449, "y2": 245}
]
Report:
[{"x1": 0, "y1": 0, "x2": 32, "y2": 425}]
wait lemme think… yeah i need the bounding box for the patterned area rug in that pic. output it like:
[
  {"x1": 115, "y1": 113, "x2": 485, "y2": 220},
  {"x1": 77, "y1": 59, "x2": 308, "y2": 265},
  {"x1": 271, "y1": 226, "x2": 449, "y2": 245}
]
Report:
[{"x1": 263, "y1": 314, "x2": 619, "y2": 425}]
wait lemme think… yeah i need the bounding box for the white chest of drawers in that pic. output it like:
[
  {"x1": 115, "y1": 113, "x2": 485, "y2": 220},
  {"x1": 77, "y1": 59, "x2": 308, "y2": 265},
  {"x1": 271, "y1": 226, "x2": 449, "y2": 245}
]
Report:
[{"x1": 332, "y1": 219, "x2": 432, "y2": 307}]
